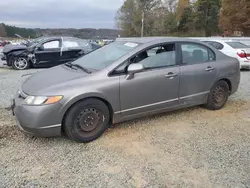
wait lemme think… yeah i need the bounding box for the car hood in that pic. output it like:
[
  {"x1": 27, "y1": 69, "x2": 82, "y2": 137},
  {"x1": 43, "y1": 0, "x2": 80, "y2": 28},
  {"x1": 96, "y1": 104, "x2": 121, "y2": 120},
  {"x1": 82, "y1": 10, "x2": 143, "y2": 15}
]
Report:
[
  {"x1": 21, "y1": 65, "x2": 88, "y2": 95},
  {"x1": 3, "y1": 44, "x2": 27, "y2": 53}
]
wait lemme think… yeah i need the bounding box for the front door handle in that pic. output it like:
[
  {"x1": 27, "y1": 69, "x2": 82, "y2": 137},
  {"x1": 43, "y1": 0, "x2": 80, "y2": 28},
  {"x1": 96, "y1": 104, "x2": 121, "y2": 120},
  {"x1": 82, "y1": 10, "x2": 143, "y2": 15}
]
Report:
[
  {"x1": 165, "y1": 72, "x2": 178, "y2": 79},
  {"x1": 205, "y1": 67, "x2": 215, "y2": 71}
]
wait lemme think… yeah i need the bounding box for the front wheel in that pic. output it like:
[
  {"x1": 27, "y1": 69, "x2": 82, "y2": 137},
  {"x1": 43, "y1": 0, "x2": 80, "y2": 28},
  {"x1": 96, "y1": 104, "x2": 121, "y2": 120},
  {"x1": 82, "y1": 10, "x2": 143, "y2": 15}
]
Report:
[
  {"x1": 63, "y1": 99, "x2": 110, "y2": 143},
  {"x1": 204, "y1": 80, "x2": 229, "y2": 110},
  {"x1": 12, "y1": 57, "x2": 30, "y2": 70}
]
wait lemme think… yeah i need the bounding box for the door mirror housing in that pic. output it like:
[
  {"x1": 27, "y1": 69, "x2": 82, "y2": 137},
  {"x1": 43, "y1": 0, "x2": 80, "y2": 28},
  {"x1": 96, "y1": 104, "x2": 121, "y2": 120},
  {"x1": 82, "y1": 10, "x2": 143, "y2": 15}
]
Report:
[
  {"x1": 127, "y1": 63, "x2": 144, "y2": 74},
  {"x1": 126, "y1": 63, "x2": 144, "y2": 80},
  {"x1": 37, "y1": 45, "x2": 44, "y2": 51}
]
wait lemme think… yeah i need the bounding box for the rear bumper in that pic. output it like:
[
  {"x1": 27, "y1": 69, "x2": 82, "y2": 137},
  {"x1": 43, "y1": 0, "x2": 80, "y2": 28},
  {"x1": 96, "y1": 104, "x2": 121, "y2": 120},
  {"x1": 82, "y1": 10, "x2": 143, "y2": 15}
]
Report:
[
  {"x1": 239, "y1": 60, "x2": 250, "y2": 69},
  {"x1": 11, "y1": 97, "x2": 62, "y2": 137}
]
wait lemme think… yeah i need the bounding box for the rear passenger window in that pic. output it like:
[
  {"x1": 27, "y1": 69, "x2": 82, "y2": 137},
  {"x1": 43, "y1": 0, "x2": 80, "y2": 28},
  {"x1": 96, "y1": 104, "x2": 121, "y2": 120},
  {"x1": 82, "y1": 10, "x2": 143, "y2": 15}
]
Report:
[{"x1": 181, "y1": 43, "x2": 215, "y2": 65}]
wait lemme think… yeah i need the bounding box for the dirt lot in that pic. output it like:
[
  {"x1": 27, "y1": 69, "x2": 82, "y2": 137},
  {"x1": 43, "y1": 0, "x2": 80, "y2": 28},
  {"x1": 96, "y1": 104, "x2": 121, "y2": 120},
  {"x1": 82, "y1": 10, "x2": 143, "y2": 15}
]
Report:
[{"x1": 0, "y1": 63, "x2": 250, "y2": 187}]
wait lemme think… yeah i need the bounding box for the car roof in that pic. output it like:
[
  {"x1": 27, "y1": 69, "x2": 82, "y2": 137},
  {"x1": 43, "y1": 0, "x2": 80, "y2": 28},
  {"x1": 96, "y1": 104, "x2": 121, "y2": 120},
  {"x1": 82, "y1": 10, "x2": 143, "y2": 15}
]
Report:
[
  {"x1": 38, "y1": 36, "x2": 86, "y2": 41},
  {"x1": 116, "y1": 37, "x2": 203, "y2": 44},
  {"x1": 201, "y1": 39, "x2": 245, "y2": 43}
]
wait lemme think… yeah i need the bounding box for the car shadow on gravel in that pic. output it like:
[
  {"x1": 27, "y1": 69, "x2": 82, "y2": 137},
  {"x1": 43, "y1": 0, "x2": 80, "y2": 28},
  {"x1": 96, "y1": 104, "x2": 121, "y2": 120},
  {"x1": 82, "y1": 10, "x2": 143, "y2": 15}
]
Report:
[
  {"x1": 109, "y1": 99, "x2": 250, "y2": 132},
  {"x1": 1, "y1": 99, "x2": 249, "y2": 143},
  {"x1": 241, "y1": 69, "x2": 250, "y2": 72}
]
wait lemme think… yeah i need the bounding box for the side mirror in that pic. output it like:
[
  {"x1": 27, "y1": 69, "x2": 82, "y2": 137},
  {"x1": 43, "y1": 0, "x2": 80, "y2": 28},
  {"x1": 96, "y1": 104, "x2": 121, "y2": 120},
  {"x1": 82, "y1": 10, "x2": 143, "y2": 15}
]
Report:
[
  {"x1": 37, "y1": 45, "x2": 44, "y2": 51},
  {"x1": 126, "y1": 63, "x2": 144, "y2": 80}
]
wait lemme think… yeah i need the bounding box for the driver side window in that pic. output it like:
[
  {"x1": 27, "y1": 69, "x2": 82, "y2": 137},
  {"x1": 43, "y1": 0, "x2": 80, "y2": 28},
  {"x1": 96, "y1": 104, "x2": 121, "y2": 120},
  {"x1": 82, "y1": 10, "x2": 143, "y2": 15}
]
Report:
[
  {"x1": 130, "y1": 43, "x2": 176, "y2": 69},
  {"x1": 43, "y1": 40, "x2": 60, "y2": 49},
  {"x1": 113, "y1": 43, "x2": 176, "y2": 75}
]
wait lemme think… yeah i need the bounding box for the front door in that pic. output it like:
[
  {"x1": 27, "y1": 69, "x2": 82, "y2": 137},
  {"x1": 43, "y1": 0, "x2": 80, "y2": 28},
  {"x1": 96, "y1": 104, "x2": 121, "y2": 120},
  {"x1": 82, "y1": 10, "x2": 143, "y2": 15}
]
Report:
[
  {"x1": 34, "y1": 39, "x2": 61, "y2": 67},
  {"x1": 119, "y1": 43, "x2": 180, "y2": 117},
  {"x1": 178, "y1": 42, "x2": 218, "y2": 105},
  {"x1": 60, "y1": 38, "x2": 83, "y2": 64}
]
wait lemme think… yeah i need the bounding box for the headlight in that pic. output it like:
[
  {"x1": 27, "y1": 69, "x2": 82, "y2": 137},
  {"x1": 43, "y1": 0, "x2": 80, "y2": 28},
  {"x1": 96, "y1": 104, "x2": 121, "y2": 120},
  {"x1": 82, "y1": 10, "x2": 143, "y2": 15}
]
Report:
[{"x1": 25, "y1": 96, "x2": 63, "y2": 105}]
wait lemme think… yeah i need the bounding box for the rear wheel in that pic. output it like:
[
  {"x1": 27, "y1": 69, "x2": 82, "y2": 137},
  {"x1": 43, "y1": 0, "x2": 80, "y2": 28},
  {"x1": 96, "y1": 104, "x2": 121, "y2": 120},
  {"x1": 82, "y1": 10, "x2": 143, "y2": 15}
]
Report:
[
  {"x1": 204, "y1": 80, "x2": 229, "y2": 110},
  {"x1": 63, "y1": 99, "x2": 110, "y2": 143},
  {"x1": 12, "y1": 57, "x2": 30, "y2": 70}
]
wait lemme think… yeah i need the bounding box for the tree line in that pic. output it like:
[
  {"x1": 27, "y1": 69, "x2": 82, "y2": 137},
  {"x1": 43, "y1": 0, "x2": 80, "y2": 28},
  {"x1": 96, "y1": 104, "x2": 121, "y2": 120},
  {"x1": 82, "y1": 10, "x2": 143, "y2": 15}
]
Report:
[
  {"x1": 115, "y1": 0, "x2": 250, "y2": 37},
  {"x1": 0, "y1": 23, "x2": 119, "y2": 39},
  {"x1": 0, "y1": 23, "x2": 37, "y2": 38}
]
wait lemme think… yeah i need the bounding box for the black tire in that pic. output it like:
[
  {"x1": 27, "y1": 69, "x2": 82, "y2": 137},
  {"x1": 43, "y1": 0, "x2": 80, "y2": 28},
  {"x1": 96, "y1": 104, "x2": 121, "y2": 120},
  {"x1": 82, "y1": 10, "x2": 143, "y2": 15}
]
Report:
[
  {"x1": 7, "y1": 56, "x2": 13, "y2": 67},
  {"x1": 12, "y1": 57, "x2": 30, "y2": 70},
  {"x1": 63, "y1": 99, "x2": 110, "y2": 143},
  {"x1": 204, "y1": 80, "x2": 229, "y2": 110}
]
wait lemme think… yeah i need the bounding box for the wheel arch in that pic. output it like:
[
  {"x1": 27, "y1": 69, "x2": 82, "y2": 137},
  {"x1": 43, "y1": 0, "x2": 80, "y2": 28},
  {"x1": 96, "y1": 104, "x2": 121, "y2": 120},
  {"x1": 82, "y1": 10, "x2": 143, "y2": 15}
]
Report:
[
  {"x1": 218, "y1": 78, "x2": 232, "y2": 93},
  {"x1": 61, "y1": 95, "x2": 114, "y2": 128}
]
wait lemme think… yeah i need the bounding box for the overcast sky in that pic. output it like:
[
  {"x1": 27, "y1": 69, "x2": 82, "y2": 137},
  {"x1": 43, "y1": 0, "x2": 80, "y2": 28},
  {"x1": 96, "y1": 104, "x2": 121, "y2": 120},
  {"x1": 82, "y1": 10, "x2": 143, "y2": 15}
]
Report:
[{"x1": 0, "y1": 0, "x2": 124, "y2": 29}]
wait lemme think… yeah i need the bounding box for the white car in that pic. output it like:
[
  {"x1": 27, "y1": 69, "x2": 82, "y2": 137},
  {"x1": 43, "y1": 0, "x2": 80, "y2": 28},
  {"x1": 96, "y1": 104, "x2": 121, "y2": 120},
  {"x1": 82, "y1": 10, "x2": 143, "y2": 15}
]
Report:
[{"x1": 202, "y1": 39, "x2": 250, "y2": 69}]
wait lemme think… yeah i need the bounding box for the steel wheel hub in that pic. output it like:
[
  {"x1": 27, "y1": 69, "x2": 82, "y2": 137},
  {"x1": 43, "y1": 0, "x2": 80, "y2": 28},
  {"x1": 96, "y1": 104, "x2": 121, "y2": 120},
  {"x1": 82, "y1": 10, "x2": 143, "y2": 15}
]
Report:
[
  {"x1": 76, "y1": 108, "x2": 102, "y2": 132},
  {"x1": 213, "y1": 86, "x2": 225, "y2": 103}
]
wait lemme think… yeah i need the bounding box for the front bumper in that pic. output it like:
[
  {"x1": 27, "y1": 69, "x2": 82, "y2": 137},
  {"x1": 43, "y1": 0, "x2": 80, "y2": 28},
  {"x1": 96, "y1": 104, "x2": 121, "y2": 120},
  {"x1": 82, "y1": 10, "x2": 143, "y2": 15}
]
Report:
[
  {"x1": 11, "y1": 97, "x2": 62, "y2": 137},
  {"x1": 0, "y1": 54, "x2": 6, "y2": 61}
]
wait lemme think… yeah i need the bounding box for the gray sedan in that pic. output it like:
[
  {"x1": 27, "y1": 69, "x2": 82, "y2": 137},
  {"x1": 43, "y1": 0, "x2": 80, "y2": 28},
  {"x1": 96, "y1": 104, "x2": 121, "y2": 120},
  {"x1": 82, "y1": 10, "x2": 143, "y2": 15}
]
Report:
[{"x1": 11, "y1": 37, "x2": 241, "y2": 142}]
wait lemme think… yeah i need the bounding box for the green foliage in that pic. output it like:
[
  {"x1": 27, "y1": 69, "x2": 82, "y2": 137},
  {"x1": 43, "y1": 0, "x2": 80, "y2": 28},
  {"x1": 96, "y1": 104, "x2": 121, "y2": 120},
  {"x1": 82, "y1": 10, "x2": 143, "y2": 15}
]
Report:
[
  {"x1": 194, "y1": 0, "x2": 221, "y2": 36},
  {"x1": 115, "y1": 0, "x2": 140, "y2": 36},
  {"x1": 178, "y1": 7, "x2": 194, "y2": 33},
  {"x1": 116, "y1": 0, "x2": 223, "y2": 37},
  {"x1": 2, "y1": 23, "x2": 37, "y2": 38},
  {"x1": 116, "y1": 0, "x2": 164, "y2": 37}
]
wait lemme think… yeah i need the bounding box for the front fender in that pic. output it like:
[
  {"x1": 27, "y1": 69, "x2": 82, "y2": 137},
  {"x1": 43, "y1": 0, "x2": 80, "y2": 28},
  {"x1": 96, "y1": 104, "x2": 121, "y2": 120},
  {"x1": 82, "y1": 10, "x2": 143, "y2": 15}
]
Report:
[
  {"x1": 9, "y1": 50, "x2": 28, "y2": 57},
  {"x1": 59, "y1": 92, "x2": 113, "y2": 120}
]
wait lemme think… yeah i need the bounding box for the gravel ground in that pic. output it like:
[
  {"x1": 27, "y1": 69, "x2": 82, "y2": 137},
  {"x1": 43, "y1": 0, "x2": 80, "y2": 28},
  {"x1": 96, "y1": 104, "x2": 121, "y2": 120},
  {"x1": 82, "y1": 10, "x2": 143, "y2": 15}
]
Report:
[
  {"x1": 0, "y1": 60, "x2": 45, "y2": 108},
  {"x1": 0, "y1": 61, "x2": 250, "y2": 187}
]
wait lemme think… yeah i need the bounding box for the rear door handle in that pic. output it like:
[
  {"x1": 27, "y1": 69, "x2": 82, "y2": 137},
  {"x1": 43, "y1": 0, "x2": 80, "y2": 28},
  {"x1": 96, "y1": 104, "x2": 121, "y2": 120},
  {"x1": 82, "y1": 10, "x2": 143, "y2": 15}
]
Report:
[
  {"x1": 205, "y1": 67, "x2": 215, "y2": 71},
  {"x1": 165, "y1": 72, "x2": 178, "y2": 79}
]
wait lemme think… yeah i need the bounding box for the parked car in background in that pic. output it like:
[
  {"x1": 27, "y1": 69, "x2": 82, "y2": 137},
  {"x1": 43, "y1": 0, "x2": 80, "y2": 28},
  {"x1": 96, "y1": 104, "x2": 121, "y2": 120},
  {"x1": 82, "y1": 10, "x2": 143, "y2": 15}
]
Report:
[
  {"x1": 87, "y1": 42, "x2": 102, "y2": 51},
  {"x1": 0, "y1": 38, "x2": 10, "y2": 47},
  {"x1": 202, "y1": 39, "x2": 250, "y2": 69},
  {"x1": 11, "y1": 37, "x2": 240, "y2": 142},
  {"x1": 1, "y1": 36, "x2": 50, "y2": 61},
  {"x1": 229, "y1": 38, "x2": 250, "y2": 47},
  {"x1": 2, "y1": 36, "x2": 101, "y2": 70}
]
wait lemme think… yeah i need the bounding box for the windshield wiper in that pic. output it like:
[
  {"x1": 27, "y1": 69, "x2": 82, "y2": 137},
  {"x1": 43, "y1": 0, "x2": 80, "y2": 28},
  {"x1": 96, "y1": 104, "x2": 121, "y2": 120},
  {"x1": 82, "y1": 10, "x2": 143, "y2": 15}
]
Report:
[
  {"x1": 64, "y1": 62, "x2": 75, "y2": 69},
  {"x1": 72, "y1": 64, "x2": 92, "y2": 74},
  {"x1": 64, "y1": 63, "x2": 92, "y2": 74}
]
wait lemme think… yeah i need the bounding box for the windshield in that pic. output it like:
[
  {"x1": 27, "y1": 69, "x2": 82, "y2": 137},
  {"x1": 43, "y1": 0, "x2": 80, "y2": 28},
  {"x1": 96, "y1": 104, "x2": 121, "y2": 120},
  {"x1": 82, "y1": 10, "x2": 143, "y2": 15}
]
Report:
[
  {"x1": 226, "y1": 42, "x2": 250, "y2": 49},
  {"x1": 28, "y1": 37, "x2": 50, "y2": 48},
  {"x1": 73, "y1": 41, "x2": 140, "y2": 70}
]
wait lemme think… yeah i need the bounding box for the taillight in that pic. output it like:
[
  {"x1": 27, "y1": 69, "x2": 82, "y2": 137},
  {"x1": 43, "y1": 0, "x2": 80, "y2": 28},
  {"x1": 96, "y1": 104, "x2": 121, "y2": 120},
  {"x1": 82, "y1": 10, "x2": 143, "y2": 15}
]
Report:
[
  {"x1": 237, "y1": 52, "x2": 246, "y2": 58},
  {"x1": 237, "y1": 51, "x2": 250, "y2": 58}
]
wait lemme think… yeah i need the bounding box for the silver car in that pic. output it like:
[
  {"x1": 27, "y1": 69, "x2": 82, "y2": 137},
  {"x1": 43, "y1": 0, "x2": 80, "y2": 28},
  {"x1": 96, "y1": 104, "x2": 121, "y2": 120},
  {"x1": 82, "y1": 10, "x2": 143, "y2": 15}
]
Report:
[{"x1": 11, "y1": 37, "x2": 240, "y2": 142}]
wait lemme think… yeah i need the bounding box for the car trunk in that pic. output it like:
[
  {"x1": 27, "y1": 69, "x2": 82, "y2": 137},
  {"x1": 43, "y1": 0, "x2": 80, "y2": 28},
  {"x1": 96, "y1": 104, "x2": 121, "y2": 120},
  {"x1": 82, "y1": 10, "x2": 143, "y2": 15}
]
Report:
[{"x1": 226, "y1": 42, "x2": 250, "y2": 62}]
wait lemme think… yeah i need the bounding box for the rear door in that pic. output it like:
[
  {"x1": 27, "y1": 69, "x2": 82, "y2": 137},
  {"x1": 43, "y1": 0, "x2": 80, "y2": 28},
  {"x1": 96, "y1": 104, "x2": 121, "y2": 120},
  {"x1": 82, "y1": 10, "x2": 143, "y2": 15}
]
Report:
[
  {"x1": 178, "y1": 42, "x2": 218, "y2": 105},
  {"x1": 34, "y1": 39, "x2": 61, "y2": 66}
]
